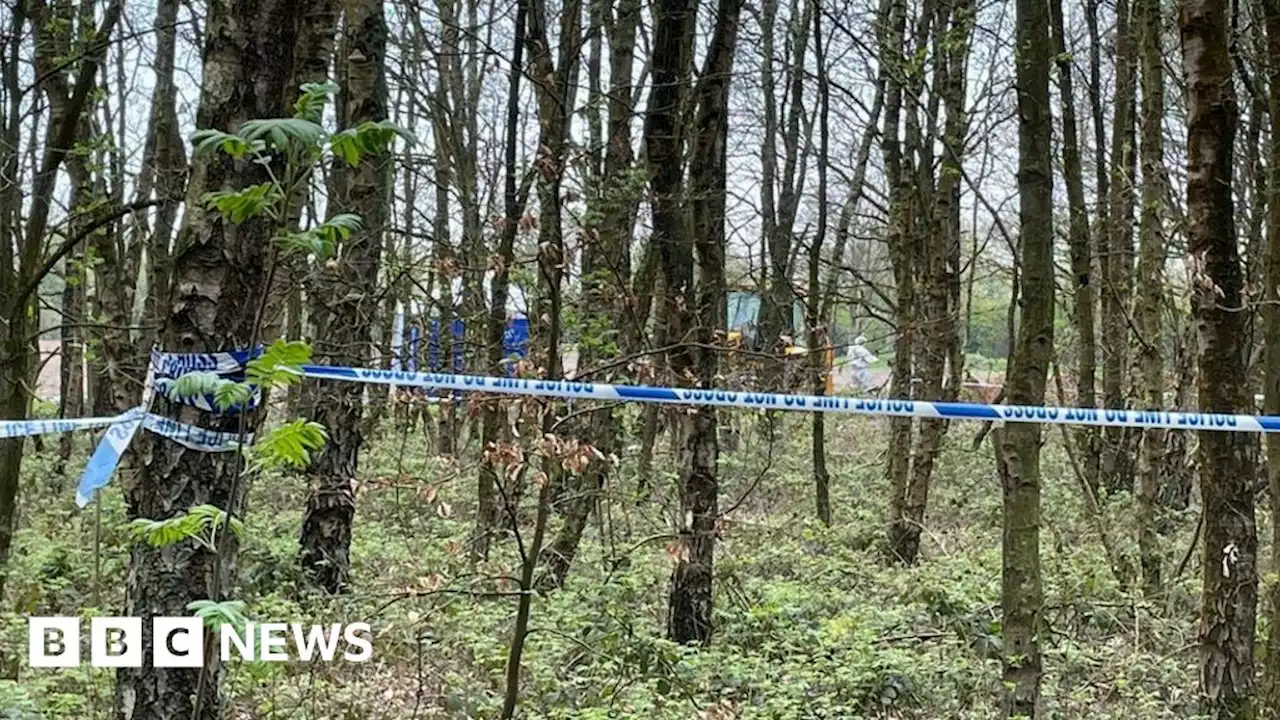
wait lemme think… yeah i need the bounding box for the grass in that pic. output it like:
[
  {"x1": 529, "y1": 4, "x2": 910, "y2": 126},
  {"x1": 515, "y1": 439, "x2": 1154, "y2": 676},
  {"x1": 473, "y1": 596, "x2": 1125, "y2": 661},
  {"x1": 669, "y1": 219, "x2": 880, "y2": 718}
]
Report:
[{"x1": 0, "y1": 405, "x2": 1248, "y2": 719}]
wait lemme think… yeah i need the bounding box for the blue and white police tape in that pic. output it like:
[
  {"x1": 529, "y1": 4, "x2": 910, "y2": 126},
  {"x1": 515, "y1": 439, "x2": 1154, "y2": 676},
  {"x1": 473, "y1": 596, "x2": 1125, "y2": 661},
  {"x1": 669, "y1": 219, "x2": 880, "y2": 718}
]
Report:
[
  {"x1": 0, "y1": 410, "x2": 141, "y2": 440},
  {"x1": 151, "y1": 347, "x2": 263, "y2": 414},
  {"x1": 150, "y1": 347, "x2": 261, "y2": 378},
  {"x1": 298, "y1": 365, "x2": 1280, "y2": 434},
  {"x1": 77, "y1": 406, "x2": 147, "y2": 507},
  {"x1": 75, "y1": 412, "x2": 248, "y2": 508},
  {"x1": 141, "y1": 414, "x2": 250, "y2": 453},
  {"x1": 152, "y1": 376, "x2": 263, "y2": 414}
]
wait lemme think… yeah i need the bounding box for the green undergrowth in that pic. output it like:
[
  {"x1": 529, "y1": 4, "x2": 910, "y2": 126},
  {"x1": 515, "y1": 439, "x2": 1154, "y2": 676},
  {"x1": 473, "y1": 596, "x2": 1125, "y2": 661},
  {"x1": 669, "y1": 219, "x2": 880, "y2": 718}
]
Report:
[{"x1": 0, "y1": 410, "x2": 1250, "y2": 719}]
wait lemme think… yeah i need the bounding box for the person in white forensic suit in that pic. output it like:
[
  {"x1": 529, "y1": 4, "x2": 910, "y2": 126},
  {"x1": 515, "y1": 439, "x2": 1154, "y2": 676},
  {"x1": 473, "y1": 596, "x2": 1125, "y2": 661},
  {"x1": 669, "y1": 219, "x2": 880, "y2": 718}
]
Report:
[{"x1": 847, "y1": 335, "x2": 877, "y2": 391}]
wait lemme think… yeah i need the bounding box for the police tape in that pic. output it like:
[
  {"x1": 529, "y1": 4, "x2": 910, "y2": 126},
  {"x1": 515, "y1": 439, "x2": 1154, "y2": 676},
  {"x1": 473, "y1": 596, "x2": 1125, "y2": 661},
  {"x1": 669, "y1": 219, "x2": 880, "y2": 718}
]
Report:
[
  {"x1": 60, "y1": 349, "x2": 1280, "y2": 508},
  {"x1": 75, "y1": 412, "x2": 247, "y2": 508},
  {"x1": 150, "y1": 347, "x2": 261, "y2": 378},
  {"x1": 141, "y1": 414, "x2": 250, "y2": 453},
  {"x1": 74, "y1": 360, "x2": 246, "y2": 508},
  {"x1": 0, "y1": 410, "x2": 142, "y2": 440},
  {"x1": 298, "y1": 364, "x2": 1280, "y2": 434},
  {"x1": 77, "y1": 407, "x2": 146, "y2": 507}
]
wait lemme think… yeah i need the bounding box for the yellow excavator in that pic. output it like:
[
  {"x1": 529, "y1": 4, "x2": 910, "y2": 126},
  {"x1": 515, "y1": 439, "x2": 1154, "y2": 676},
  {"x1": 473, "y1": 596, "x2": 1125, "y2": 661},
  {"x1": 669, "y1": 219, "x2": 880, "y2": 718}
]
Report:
[{"x1": 725, "y1": 291, "x2": 835, "y2": 394}]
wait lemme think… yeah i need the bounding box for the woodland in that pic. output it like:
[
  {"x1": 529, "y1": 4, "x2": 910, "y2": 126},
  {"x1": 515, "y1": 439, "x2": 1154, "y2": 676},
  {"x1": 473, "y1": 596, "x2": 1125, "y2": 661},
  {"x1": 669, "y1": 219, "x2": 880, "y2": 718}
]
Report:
[{"x1": 0, "y1": 0, "x2": 1278, "y2": 718}]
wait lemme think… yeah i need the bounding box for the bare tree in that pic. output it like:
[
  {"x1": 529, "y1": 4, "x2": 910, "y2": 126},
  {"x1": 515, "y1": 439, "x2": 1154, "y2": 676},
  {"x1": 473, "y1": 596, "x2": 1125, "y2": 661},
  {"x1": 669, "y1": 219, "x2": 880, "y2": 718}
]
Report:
[
  {"x1": 998, "y1": 0, "x2": 1054, "y2": 713},
  {"x1": 1134, "y1": 0, "x2": 1166, "y2": 598},
  {"x1": 1180, "y1": 0, "x2": 1259, "y2": 717},
  {"x1": 299, "y1": 0, "x2": 393, "y2": 594},
  {"x1": 0, "y1": 0, "x2": 123, "y2": 596}
]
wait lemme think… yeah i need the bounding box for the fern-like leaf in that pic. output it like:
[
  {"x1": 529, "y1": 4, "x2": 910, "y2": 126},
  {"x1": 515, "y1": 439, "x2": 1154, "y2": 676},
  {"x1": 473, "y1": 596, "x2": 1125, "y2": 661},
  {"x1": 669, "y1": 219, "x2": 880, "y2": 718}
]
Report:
[
  {"x1": 256, "y1": 420, "x2": 328, "y2": 469},
  {"x1": 202, "y1": 183, "x2": 284, "y2": 224},
  {"x1": 188, "y1": 599, "x2": 248, "y2": 633},
  {"x1": 246, "y1": 339, "x2": 312, "y2": 390},
  {"x1": 191, "y1": 129, "x2": 260, "y2": 159},
  {"x1": 239, "y1": 118, "x2": 325, "y2": 152},
  {"x1": 294, "y1": 81, "x2": 340, "y2": 122},
  {"x1": 213, "y1": 381, "x2": 253, "y2": 412}
]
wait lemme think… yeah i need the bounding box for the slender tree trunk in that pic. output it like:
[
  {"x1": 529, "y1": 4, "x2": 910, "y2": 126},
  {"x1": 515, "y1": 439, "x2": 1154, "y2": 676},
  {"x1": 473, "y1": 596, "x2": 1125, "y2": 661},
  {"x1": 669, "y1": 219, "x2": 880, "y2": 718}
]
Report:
[
  {"x1": 475, "y1": 0, "x2": 530, "y2": 563},
  {"x1": 1135, "y1": 0, "x2": 1166, "y2": 599},
  {"x1": 1052, "y1": 0, "x2": 1098, "y2": 494},
  {"x1": 1000, "y1": 0, "x2": 1054, "y2": 713},
  {"x1": 666, "y1": 0, "x2": 740, "y2": 645},
  {"x1": 540, "y1": 0, "x2": 640, "y2": 587},
  {"x1": 879, "y1": 0, "x2": 918, "y2": 563},
  {"x1": 1101, "y1": 0, "x2": 1137, "y2": 498},
  {"x1": 1261, "y1": 0, "x2": 1280, "y2": 707},
  {"x1": 114, "y1": 2, "x2": 304, "y2": 716},
  {"x1": 56, "y1": 154, "x2": 91, "y2": 470},
  {"x1": 0, "y1": 3, "x2": 24, "y2": 595},
  {"x1": 299, "y1": 0, "x2": 390, "y2": 595},
  {"x1": 142, "y1": 0, "x2": 188, "y2": 355},
  {"x1": 808, "y1": 0, "x2": 830, "y2": 526},
  {"x1": 1181, "y1": 1, "x2": 1258, "y2": 717},
  {"x1": 892, "y1": 0, "x2": 972, "y2": 564},
  {"x1": 429, "y1": 58, "x2": 457, "y2": 456},
  {"x1": 0, "y1": 0, "x2": 122, "y2": 598}
]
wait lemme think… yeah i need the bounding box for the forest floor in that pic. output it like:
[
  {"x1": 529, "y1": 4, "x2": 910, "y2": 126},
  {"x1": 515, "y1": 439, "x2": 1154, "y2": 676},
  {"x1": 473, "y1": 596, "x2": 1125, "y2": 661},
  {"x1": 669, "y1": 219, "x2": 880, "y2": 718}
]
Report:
[{"x1": 0, "y1": 406, "x2": 1253, "y2": 719}]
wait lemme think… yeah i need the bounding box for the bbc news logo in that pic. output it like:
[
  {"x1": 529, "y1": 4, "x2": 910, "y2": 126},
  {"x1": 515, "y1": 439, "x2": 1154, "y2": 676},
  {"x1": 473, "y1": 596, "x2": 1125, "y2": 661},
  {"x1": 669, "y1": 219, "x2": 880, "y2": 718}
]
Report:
[{"x1": 28, "y1": 617, "x2": 373, "y2": 667}]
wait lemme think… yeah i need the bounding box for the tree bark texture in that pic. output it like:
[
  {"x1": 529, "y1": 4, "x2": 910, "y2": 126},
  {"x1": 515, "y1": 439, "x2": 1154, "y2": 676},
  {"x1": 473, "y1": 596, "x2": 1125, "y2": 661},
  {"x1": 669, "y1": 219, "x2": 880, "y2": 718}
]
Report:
[
  {"x1": 1181, "y1": 1, "x2": 1258, "y2": 717},
  {"x1": 115, "y1": 2, "x2": 304, "y2": 717},
  {"x1": 299, "y1": 0, "x2": 391, "y2": 595},
  {"x1": 1000, "y1": 0, "x2": 1054, "y2": 713}
]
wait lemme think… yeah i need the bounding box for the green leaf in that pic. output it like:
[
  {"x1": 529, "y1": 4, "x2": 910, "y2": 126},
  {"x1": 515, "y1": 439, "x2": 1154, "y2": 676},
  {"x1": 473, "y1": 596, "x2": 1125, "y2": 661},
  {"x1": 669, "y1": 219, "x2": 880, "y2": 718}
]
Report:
[
  {"x1": 213, "y1": 381, "x2": 253, "y2": 412},
  {"x1": 255, "y1": 420, "x2": 328, "y2": 469},
  {"x1": 329, "y1": 130, "x2": 365, "y2": 167},
  {"x1": 188, "y1": 599, "x2": 248, "y2": 633},
  {"x1": 127, "y1": 505, "x2": 243, "y2": 549},
  {"x1": 329, "y1": 121, "x2": 415, "y2": 167},
  {"x1": 191, "y1": 129, "x2": 261, "y2": 159},
  {"x1": 294, "y1": 81, "x2": 340, "y2": 122},
  {"x1": 246, "y1": 339, "x2": 312, "y2": 390},
  {"x1": 168, "y1": 371, "x2": 224, "y2": 400},
  {"x1": 202, "y1": 183, "x2": 284, "y2": 223},
  {"x1": 239, "y1": 118, "x2": 325, "y2": 152},
  {"x1": 315, "y1": 213, "x2": 363, "y2": 246},
  {"x1": 273, "y1": 229, "x2": 332, "y2": 259},
  {"x1": 273, "y1": 214, "x2": 362, "y2": 260},
  {"x1": 166, "y1": 372, "x2": 253, "y2": 412}
]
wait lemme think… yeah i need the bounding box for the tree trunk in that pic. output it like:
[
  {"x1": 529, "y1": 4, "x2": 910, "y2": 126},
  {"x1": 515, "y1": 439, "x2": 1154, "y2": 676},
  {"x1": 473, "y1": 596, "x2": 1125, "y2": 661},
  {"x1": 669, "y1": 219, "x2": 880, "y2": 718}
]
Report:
[
  {"x1": 1180, "y1": 1, "x2": 1258, "y2": 716},
  {"x1": 540, "y1": 0, "x2": 640, "y2": 588},
  {"x1": 880, "y1": 0, "x2": 918, "y2": 563},
  {"x1": 808, "y1": 0, "x2": 830, "y2": 526},
  {"x1": 1135, "y1": 0, "x2": 1166, "y2": 599},
  {"x1": 1051, "y1": 0, "x2": 1098, "y2": 496},
  {"x1": 0, "y1": 0, "x2": 122, "y2": 597},
  {"x1": 114, "y1": 2, "x2": 304, "y2": 716},
  {"x1": 1000, "y1": 0, "x2": 1054, "y2": 713},
  {"x1": 1264, "y1": 0, "x2": 1280, "y2": 705},
  {"x1": 475, "y1": 0, "x2": 530, "y2": 563},
  {"x1": 299, "y1": 0, "x2": 390, "y2": 595},
  {"x1": 56, "y1": 145, "x2": 92, "y2": 470},
  {"x1": 1101, "y1": 0, "x2": 1137, "y2": 498},
  {"x1": 664, "y1": 0, "x2": 741, "y2": 646},
  {"x1": 141, "y1": 0, "x2": 188, "y2": 355}
]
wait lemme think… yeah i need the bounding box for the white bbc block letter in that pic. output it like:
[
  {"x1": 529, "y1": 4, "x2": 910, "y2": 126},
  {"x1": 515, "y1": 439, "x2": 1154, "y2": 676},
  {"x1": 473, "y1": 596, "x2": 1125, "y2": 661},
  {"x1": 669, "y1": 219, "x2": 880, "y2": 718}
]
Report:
[
  {"x1": 343, "y1": 623, "x2": 373, "y2": 662},
  {"x1": 28, "y1": 617, "x2": 79, "y2": 667},
  {"x1": 91, "y1": 617, "x2": 142, "y2": 667},
  {"x1": 258, "y1": 623, "x2": 289, "y2": 662},
  {"x1": 153, "y1": 617, "x2": 204, "y2": 668}
]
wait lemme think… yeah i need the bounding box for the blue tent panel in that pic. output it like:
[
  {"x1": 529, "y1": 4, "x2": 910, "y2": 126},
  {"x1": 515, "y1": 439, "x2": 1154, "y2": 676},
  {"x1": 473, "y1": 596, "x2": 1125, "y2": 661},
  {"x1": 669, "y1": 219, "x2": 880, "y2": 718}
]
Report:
[{"x1": 407, "y1": 326, "x2": 421, "y2": 372}]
